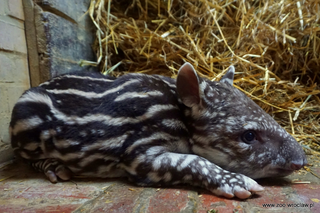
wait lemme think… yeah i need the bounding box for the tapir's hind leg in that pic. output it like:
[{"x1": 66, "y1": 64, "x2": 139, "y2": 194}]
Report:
[{"x1": 31, "y1": 159, "x2": 73, "y2": 183}]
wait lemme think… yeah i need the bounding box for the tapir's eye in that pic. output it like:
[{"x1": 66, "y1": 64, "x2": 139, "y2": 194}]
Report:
[{"x1": 241, "y1": 130, "x2": 256, "y2": 143}]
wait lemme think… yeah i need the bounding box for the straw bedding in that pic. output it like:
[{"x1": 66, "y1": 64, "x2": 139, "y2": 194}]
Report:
[{"x1": 83, "y1": 0, "x2": 320, "y2": 155}]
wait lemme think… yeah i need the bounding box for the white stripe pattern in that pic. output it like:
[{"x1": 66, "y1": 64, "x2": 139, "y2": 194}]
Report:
[
  {"x1": 46, "y1": 79, "x2": 140, "y2": 98},
  {"x1": 114, "y1": 91, "x2": 163, "y2": 102},
  {"x1": 12, "y1": 116, "x2": 44, "y2": 135},
  {"x1": 15, "y1": 92, "x2": 178, "y2": 133},
  {"x1": 40, "y1": 74, "x2": 115, "y2": 86}
]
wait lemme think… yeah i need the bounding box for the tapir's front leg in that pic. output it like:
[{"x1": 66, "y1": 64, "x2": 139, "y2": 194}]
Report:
[{"x1": 121, "y1": 149, "x2": 264, "y2": 199}]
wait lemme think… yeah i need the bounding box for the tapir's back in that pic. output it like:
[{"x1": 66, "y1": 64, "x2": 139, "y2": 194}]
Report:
[{"x1": 10, "y1": 72, "x2": 192, "y2": 177}]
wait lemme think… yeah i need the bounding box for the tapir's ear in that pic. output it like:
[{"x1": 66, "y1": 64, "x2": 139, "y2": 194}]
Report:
[
  {"x1": 176, "y1": 62, "x2": 201, "y2": 107},
  {"x1": 220, "y1": 66, "x2": 235, "y2": 86}
]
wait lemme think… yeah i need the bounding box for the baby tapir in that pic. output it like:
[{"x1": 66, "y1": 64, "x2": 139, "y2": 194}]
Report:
[{"x1": 10, "y1": 63, "x2": 307, "y2": 199}]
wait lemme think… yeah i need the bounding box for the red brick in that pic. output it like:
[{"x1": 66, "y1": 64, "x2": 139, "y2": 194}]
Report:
[
  {"x1": 80, "y1": 184, "x2": 144, "y2": 213},
  {"x1": 0, "y1": 180, "x2": 98, "y2": 213},
  {"x1": 250, "y1": 185, "x2": 288, "y2": 206},
  {"x1": 148, "y1": 189, "x2": 189, "y2": 213},
  {"x1": 292, "y1": 184, "x2": 320, "y2": 212},
  {"x1": 197, "y1": 193, "x2": 244, "y2": 213}
]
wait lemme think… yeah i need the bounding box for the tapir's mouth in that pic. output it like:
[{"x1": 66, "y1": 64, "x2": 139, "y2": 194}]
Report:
[
  {"x1": 275, "y1": 168, "x2": 294, "y2": 177},
  {"x1": 243, "y1": 166, "x2": 296, "y2": 179},
  {"x1": 272, "y1": 159, "x2": 306, "y2": 177},
  {"x1": 253, "y1": 168, "x2": 294, "y2": 179}
]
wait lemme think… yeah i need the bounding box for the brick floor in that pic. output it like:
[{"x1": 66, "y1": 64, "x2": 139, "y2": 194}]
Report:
[{"x1": 0, "y1": 155, "x2": 319, "y2": 213}]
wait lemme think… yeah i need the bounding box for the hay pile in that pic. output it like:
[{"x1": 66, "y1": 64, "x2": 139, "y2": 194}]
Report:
[{"x1": 84, "y1": 0, "x2": 320, "y2": 152}]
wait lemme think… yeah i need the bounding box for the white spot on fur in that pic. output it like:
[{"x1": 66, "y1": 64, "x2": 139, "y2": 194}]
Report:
[
  {"x1": 161, "y1": 119, "x2": 187, "y2": 130},
  {"x1": 191, "y1": 168, "x2": 197, "y2": 174},
  {"x1": 219, "y1": 112, "x2": 226, "y2": 117},
  {"x1": 237, "y1": 142, "x2": 251, "y2": 151},
  {"x1": 214, "y1": 168, "x2": 221, "y2": 174},
  {"x1": 178, "y1": 155, "x2": 198, "y2": 171},
  {"x1": 248, "y1": 153, "x2": 255, "y2": 162},
  {"x1": 199, "y1": 161, "x2": 205, "y2": 166},
  {"x1": 202, "y1": 168, "x2": 209, "y2": 175},
  {"x1": 169, "y1": 154, "x2": 180, "y2": 167},
  {"x1": 229, "y1": 178, "x2": 238, "y2": 183},
  {"x1": 244, "y1": 121, "x2": 259, "y2": 130},
  {"x1": 200, "y1": 81, "x2": 207, "y2": 91},
  {"x1": 207, "y1": 92, "x2": 215, "y2": 97}
]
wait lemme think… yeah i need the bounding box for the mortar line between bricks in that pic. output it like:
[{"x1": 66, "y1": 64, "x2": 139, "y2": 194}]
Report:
[
  {"x1": 180, "y1": 191, "x2": 199, "y2": 213},
  {"x1": 72, "y1": 182, "x2": 117, "y2": 213},
  {"x1": 132, "y1": 188, "x2": 157, "y2": 213},
  {"x1": 6, "y1": 14, "x2": 25, "y2": 22},
  {"x1": 0, "y1": 48, "x2": 28, "y2": 56}
]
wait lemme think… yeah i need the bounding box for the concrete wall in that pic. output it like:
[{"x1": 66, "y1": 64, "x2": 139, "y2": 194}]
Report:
[
  {"x1": 31, "y1": 0, "x2": 97, "y2": 83},
  {"x1": 0, "y1": 0, "x2": 30, "y2": 163},
  {"x1": 0, "y1": 0, "x2": 96, "y2": 163}
]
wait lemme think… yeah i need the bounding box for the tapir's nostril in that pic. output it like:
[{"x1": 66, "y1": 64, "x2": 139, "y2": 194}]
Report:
[{"x1": 290, "y1": 161, "x2": 304, "y2": 170}]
